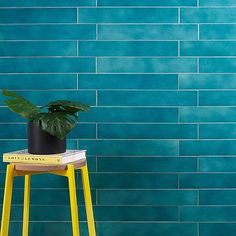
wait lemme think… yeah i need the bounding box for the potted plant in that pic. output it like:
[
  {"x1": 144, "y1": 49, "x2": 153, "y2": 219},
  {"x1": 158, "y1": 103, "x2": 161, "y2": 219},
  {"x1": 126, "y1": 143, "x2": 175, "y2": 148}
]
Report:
[{"x1": 2, "y1": 89, "x2": 90, "y2": 155}]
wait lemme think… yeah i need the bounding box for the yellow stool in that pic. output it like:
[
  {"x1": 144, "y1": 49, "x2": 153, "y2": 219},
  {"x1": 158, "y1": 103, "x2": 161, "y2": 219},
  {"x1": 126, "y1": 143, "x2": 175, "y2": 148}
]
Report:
[{"x1": 0, "y1": 160, "x2": 96, "y2": 236}]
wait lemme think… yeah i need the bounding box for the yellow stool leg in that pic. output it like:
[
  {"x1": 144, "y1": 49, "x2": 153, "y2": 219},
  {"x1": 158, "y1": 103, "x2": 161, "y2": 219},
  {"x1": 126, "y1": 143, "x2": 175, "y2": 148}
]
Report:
[
  {"x1": 81, "y1": 164, "x2": 96, "y2": 236},
  {"x1": 22, "y1": 175, "x2": 31, "y2": 236},
  {"x1": 67, "y1": 165, "x2": 80, "y2": 236},
  {"x1": 0, "y1": 164, "x2": 15, "y2": 236}
]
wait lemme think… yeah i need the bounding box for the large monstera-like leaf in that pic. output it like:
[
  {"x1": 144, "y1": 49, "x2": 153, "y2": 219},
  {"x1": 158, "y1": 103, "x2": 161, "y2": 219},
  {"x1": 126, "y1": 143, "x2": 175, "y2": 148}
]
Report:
[
  {"x1": 44, "y1": 100, "x2": 90, "y2": 114},
  {"x1": 2, "y1": 89, "x2": 39, "y2": 120},
  {"x1": 33, "y1": 112, "x2": 78, "y2": 140}
]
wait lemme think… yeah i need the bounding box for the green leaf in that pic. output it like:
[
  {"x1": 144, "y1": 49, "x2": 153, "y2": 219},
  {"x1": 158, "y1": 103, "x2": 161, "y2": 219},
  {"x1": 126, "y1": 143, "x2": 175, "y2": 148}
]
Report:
[
  {"x1": 2, "y1": 89, "x2": 39, "y2": 120},
  {"x1": 33, "y1": 112, "x2": 77, "y2": 139},
  {"x1": 43, "y1": 100, "x2": 90, "y2": 114}
]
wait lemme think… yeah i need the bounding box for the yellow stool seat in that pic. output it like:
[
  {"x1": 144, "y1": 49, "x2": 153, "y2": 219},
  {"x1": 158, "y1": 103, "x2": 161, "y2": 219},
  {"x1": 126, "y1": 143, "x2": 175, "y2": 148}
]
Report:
[{"x1": 0, "y1": 160, "x2": 96, "y2": 236}]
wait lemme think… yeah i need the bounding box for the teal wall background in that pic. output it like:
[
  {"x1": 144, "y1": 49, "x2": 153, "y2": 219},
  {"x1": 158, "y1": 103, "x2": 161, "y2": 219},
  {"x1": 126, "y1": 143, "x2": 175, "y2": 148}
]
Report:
[{"x1": 1, "y1": 0, "x2": 236, "y2": 235}]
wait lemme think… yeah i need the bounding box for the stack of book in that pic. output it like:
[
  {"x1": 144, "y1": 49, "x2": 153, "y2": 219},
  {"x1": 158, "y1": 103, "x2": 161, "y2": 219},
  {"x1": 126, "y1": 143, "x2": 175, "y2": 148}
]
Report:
[{"x1": 3, "y1": 149, "x2": 86, "y2": 165}]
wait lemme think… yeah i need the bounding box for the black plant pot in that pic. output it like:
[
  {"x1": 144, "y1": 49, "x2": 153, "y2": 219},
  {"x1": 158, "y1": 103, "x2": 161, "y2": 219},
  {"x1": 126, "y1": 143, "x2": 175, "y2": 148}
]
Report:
[{"x1": 28, "y1": 122, "x2": 66, "y2": 155}]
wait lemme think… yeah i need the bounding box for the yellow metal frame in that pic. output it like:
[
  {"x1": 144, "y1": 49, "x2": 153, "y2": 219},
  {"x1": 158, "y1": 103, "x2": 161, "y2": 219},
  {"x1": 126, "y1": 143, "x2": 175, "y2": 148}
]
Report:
[{"x1": 0, "y1": 163, "x2": 96, "y2": 236}]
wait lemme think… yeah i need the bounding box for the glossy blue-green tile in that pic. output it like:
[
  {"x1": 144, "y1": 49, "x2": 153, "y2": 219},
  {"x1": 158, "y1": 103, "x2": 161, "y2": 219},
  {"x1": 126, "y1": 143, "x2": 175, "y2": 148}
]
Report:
[
  {"x1": 0, "y1": 123, "x2": 95, "y2": 139},
  {"x1": 200, "y1": 24, "x2": 236, "y2": 40},
  {"x1": 181, "y1": 41, "x2": 236, "y2": 56},
  {"x1": 200, "y1": 91, "x2": 236, "y2": 106},
  {"x1": 0, "y1": 58, "x2": 95, "y2": 73},
  {"x1": 0, "y1": 140, "x2": 27, "y2": 155},
  {"x1": 80, "y1": 107, "x2": 178, "y2": 122},
  {"x1": 79, "y1": 41, "x2": 178, "y2": 56},
  {"x1": 0, "y1": 91, "x2": 95, "y2": 106},
  {"x1": 95, "y1": 206, "x2": 178, "y2": 221},
  {"x1": 0, "y1": 124, "x2": 26, "y2": 139},
  {"x1": 0, "y1": 8, "x2": 76, "y2": 23},
  {"x1": 98, "y1": 25, "x2": 198, "y2": 40},
  {"x1": 9, "y1": 222, "x2": 90, "y2": 236},
  {"x1": 98, "y1": 190, "x2": 197, "y2": 205},
  {"x1": 180, "y1": 107, "x2": 236, "y2": 123},
  {"x1": 0, "y1": 74, "x2": 77, "y2": 89},
  {"x1": 98, "y1": 58, "x2": 197, "y2": 73},
  {"x1": 98, "y1": 157, "x2": 197, "y2": 172},
  {"x1": 68, "y1": 124, "x2": 96, "y2": 139},
  {"x1": 180, "y1": 140, "x2": 236, "y2": 156},
  {"x1": 0, "y1": 41, "x2": 77, "y2": 56},
  {"x1": 200, "y1": 124, "x2": 236, "y2": 139},
  {"x1": 200, "y1": 0, "x2": 236, "y2": 6},
  {"x1": 0, "y1": 108, "x2": 26, "y2": 122},
  {"x1": 82, "y1": 173, "x2": 177, "y2": 189},
  {"x1": 9, "y1": 189, "x2": 95, "y2": 205},
  {"x1": 80, "y1": 8, "x2": 177, "y2": 23},
  {"x1": 98, "y1": 0, "x2": 197, "y2": 6},
  {"x1": 180, "y1": 173, "x2": 236, "y2": 188},
  {"x1": 199, "y1": 157, "x2": 236, "y2": 172},
  {"x1": 9, "y1": 222, "x2": 72, "y2": 236},
  {"x1": 98, "y1": 124, "x2": 197, "y2": 139},
  {"x1": 179, "y1": 74, "x2": 236, "y2": 89},
  {"x1": 79, "y1": 140, "x2": 178, "y2": 156},
  {"x1": 200, "y1": 224, "x2": 236, "y2": 236},
  {"x1": 8, "y1": 189, "x2": 68, "y2": 205},
  {"x1": 0, "y1": 140, "x2": 77, "y2": 156},
  {"x1": 180, "y1": 206, "x2": 236, "y2": 222},
  {"x1": 78, "y1": 74, "x2": 178, "y2": 89},
  {"x1": 0, "y1": 0, "x2": 95, "y2": 7},
  {"x1": 181, "y1": 8, "x2": 236, "y2": 23},
  {"x1": 0, "y1": 25, "x2": 95, "y2": 40},
  {"x1": 98, "y1": 223, "x2": 197, "y2": 236},
  {"x1": 200, "y1": 190, "x2": 236, "y2": 205},
  {"x1": 200, "y1": 58, "x2": 236, "y2": 73},
  {"x1": 98, "y1": 91, "x2": 197, "y2": 106}
]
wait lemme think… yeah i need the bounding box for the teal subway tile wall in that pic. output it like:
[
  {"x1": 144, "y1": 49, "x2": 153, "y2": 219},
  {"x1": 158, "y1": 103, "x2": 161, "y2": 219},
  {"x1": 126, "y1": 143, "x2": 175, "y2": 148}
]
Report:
[{"x1": 1, "y1": 0, "x2": 236, "y2": 235}]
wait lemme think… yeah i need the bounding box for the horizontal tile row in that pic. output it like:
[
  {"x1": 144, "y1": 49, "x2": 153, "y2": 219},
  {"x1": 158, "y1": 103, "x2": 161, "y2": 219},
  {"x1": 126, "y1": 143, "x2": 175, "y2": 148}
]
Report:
[
  {"x1": 78, "y1": 8, "x2": 236, "y2": 24},
  {"x1": 0, "y1": 74, "x2": 78, "y2": 89},
  {"x1": 99, "y1": 189, "x2": 236, "y2": 205},
  {"x1": 0, "y1": 8, "x2": 77, "y2": 23},
  {"x1": 4, "y1": 41, "x2": 236, "y2": 57},
  {"x1": 98, "y1": 25, "x2": 198, "y2": 40},
  {"x1": 97, "y1": 124, "x2": 197, "y2": 139},
  {"x1": 6, "y1": 90, "x2": 235, "y2": 107},
  {"x1": 179, "y1": 74, "x2": 236, "y2": 89},
  {"x1": 181, "y1": 8, "x2": 236, "y2": 23},
  {"x1": 97, "y1": 91, "x2": 197, "y2": 106},
  {"x1": 5, "y1": 24, "x2": 236, "y2": 40},
  {"x1": 0, "y1": 124, "x2": 96, "y2": 139},
  {"x1": 0, "y1": 41, "x2": 77, "y2": 56},
  {"x1": 0, "y1": 0, "x2": 96, "y2": 7},
  {"x1": 97, "y1": 0, "x2": 197, "y2": 6},
  {"x1": 4, "y1": 57, "x2": 236, "y2": 73},
  {"x1": 4, "y1": 205, "x2": 179, "y2": 222},
  {"x1": 0, "y1": 107, "x2": 179, "y2": 123},
  {"x1": 4, "y1": 106, "x2": 236, "y2": 124},
  {"x1": 180, "y1": 206, "x2": 236, "y2": 221},
  {"x1": 0, "y1": 58, "x2": 95, "y2": 73},
  {"x1": 79, "y1": 41, "x2": 178, "y2": 56},
  {"x1": 0, "y1": 25, "x2": 95, "y2": 40},
  {"x1": 79, "y1": 8, "x2": 178, "y2": 23},
  {"x1": 98, "y1": 190, "x2": 197, "y2": 205},
  {"x1": 180, "y1": 141, "x2": 236, "y2": 156},
  {"x1": 7, "y1": 223, "x2": 235, "y2": 236},
  {"x1": 180, "y1": 107, "x2": 236, "y2": 122},
  {"x1": 97, "y1": 157, "x2": 236, "y2": 173},
  {"x1": 0, "y1": 90, "x2": 95, "y2": 106},
  {"x1": 78, "y1": 74, "x2": 178, "y2": 89},
  {"x1": 8, "y1": 222, "x2": 197, "y2": 236}
]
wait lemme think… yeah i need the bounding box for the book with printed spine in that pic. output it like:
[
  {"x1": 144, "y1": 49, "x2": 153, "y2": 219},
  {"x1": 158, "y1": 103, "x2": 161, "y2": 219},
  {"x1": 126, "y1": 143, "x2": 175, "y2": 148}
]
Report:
[{"x1": 3, "y1": 149, "x2": 86, "y2": 165}]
